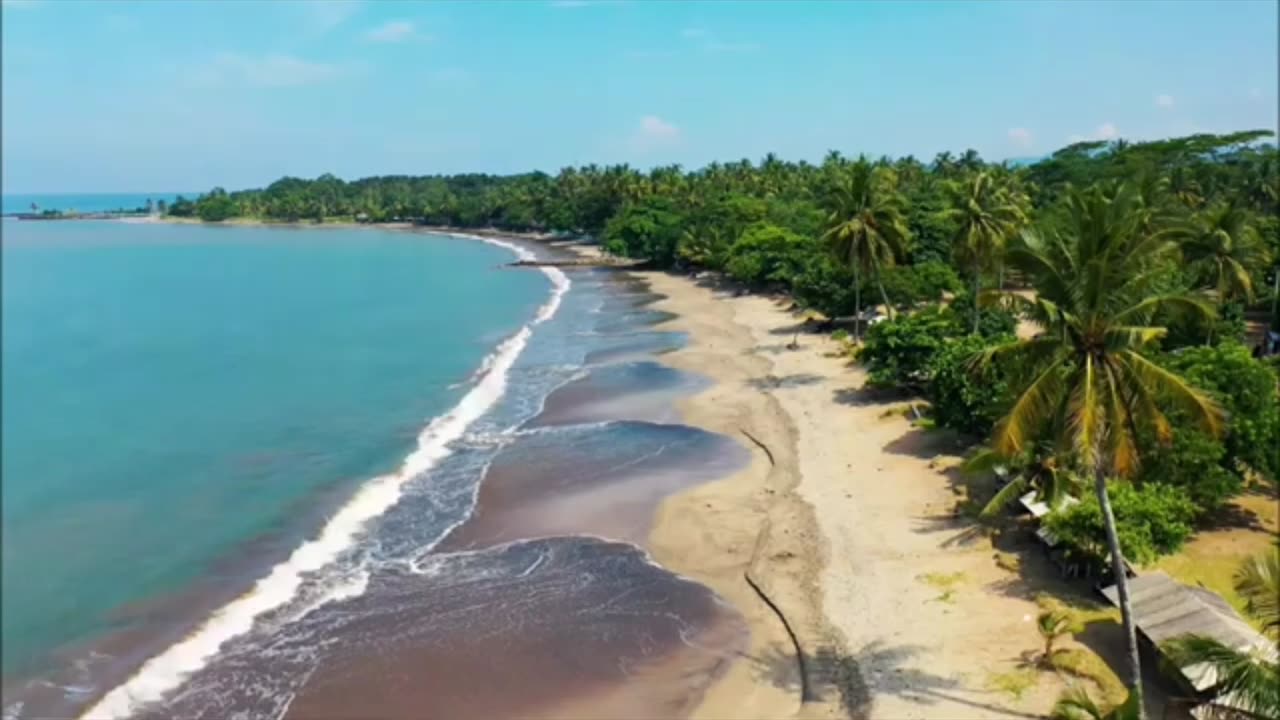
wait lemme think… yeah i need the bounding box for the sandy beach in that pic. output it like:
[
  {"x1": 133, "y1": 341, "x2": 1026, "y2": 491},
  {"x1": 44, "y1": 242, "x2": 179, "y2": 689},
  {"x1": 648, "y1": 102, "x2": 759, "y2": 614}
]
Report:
[{"x1": 630, "y1": 268, "x2": 1076, "y2": 719}]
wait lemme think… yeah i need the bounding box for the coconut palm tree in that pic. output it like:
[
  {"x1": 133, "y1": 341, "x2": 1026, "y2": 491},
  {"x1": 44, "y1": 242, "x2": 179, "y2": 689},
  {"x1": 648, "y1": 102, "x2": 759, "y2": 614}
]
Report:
[
  {"x1": 821, "y1": 159, "x2": 910, "y2": 338},
  {"x1": 942, "y1": 171, "x2": 1029, "y2": 333},
  {"x1": 1162, "y1": 550, "x2": 1280, "y2": 720},
  {"x1": 964, "y1": 443, "x2": 1084, "y2": 521},
  {"x1": 977, "y1": 184, "x2": 1226, "y2": 719},
  {"x1": 1180, "y1": 201, "x2": 1272, "y2": 305}
]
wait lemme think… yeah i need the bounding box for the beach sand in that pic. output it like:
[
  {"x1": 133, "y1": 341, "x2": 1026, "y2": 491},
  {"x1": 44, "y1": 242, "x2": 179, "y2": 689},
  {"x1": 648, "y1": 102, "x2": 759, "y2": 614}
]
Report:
[{"x1": 633, "y1": 269, "x2": 1073, "y2": 719}]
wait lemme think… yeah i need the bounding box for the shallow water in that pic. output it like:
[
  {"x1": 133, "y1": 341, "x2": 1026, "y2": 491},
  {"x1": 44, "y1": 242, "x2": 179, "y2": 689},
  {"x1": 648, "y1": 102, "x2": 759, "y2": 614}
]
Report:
[{"x1": 3, "y1": 224, "x2": 750, "y2": 720}]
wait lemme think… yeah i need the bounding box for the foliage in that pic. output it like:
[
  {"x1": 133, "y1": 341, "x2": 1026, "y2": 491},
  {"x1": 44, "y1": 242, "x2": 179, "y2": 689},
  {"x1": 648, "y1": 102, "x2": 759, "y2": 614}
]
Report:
[
  {"x1": 1162, "y1": 550, "x2": 1280, "y2": 720},
  {"x1": 601, "y1": 197, "x2": 687, "y2": 266},
  {"x1": 723, "y1": 223, "x2": 812, "y2": 287},
  {"x1": 1045, "y1": 483, "x2": 1198, "y2": 566},
  {"x1": 1136, "y1": 427, "x2": 1241, "y2": 514},
  {"x1": 857, "y1": 305, "x2": 963, "y2": 389},
  {"x1": 928, "y1": 333, "x2": 1015, "y2": 435},
  {"x1": 1180, "y1": 201, "x2": 1272, "y2": 304},
  {"x1": 1161, "y1": 342, "x2": 1280, "y2": 481},
  {"x1": 942, "y1": 170, "x2": 1029, "y2": 332},
  {"x1": 948, "y1": 290, "x2": 1018, "y2": 337},
  {"x1": 878, "y1": 260, "x2": 965, "y2": 308},
  {"x1": 791, "y1": 255, "x2": 860, "y2": 318},
  {"x1": 1051, "y1": 685, "x2": 1138, "y2": 720}
]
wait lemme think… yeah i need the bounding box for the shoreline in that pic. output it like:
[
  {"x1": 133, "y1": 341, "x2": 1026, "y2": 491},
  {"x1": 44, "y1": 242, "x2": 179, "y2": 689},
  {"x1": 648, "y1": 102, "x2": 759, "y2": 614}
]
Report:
[{"x1": 622, "y1": 266, "x2": 1088, "y2": 718}]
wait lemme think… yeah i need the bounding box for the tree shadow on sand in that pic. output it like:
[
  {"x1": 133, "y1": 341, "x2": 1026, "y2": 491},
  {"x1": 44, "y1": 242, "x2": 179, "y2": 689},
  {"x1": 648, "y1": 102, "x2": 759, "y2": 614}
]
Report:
[{"x1": 748, "y1": 641, "x2": 1043, "y2": 720}]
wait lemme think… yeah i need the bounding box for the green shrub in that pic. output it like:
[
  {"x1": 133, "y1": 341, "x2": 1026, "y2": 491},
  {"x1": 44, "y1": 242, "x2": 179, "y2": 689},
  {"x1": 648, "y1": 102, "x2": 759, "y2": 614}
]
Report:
[
  {"x1": 1045, "y1": 483, "x2": 1198, "y2": 567},
  {"x1": 1162, "y1": 342, "x2": 1280, "y2": 482},
  {"x1": 948, "y1": 290, "x2": 1018, "y2": 337},
  {"x1": 879, "y1": 261, "x2": 965, "y2": 308},
  {"x1": 858, "y1": 305, "x2": 963, "y2": 390},
  {"x1": 723, "y1": 223, "x2": 812, "y2": 286},
  {"x1": 601, "y1": 197, "x2": 687, "y2": 266},
  {"x1": 1139, "y1": 428, "x2": 1242, "y2": 513},
  {"x1": 927, "y1": 333, "x2": 1016, "y2": 435},
  {"x1": 791, "y1": 255, "x2": 860, "y2": 318}
]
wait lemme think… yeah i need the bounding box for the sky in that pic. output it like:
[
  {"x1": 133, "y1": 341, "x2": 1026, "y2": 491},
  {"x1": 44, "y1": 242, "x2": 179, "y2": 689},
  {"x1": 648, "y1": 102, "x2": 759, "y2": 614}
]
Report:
[{"x1": 2, "y1": 0, "x2": 1277, "y2": 193}]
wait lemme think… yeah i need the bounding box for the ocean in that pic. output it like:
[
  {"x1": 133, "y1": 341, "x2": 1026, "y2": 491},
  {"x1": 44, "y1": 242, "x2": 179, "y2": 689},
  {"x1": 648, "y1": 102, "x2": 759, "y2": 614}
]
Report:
[
  {"x1": 1, "y1": 219, "x2": 747, "y2": 719},
  {"x1": 2, "y1": 194, "x2": 196, "y2": 215}
]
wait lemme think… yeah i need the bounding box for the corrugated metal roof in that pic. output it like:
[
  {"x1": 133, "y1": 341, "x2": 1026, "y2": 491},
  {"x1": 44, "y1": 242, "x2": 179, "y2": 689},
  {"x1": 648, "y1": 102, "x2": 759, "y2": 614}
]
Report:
[{"x1": 1101, "y1": 571, "x2": 1275, "y2": 692}]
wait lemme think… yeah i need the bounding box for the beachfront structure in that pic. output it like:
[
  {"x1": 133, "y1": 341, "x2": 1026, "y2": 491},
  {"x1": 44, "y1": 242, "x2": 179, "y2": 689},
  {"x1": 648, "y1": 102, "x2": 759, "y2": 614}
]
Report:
[{"x1": 1101, "y1": 572, "x2": 1276, "y2": 719}]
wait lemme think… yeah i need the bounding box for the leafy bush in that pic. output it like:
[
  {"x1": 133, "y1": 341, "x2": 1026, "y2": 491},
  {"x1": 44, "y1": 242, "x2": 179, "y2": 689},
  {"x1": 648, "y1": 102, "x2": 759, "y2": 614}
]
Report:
[
  {"x1": 723, "y1": 223, "x2": 812, "y2": 286},
  {"x1": 948, "y1": 290, "x2": 1019, "y2": 337},
  {"x1": 1045, "y1": 483, "x2": 1198, "y2": 566},
  {"x1": 601, "y1": 197, "x2": 687, "y2": 266},
  {"x1": 927, "y1": 333, "x2": 1016, "y2": 435},
  {"x1": 1138, "y1": 428, "x2": 1241, "y2": 513},
  {"x1": 1162, "y1": 342, "x2": 1280, "y2": 481},
  {"x1": 878, "y1": 261, "x2": 965, "y2": 308},
  {"x1": 791, "y1": 255, "x2": 860, "y2": 318},
  {"x1": 858, "y1": 305, "x2": 963, "y2": 389}
]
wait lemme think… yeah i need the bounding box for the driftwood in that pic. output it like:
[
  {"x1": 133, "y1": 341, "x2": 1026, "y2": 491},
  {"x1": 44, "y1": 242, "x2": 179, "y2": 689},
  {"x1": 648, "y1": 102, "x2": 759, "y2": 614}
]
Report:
[{"x1": 739, "y1": 428, "x2": 776, "y2": 467}]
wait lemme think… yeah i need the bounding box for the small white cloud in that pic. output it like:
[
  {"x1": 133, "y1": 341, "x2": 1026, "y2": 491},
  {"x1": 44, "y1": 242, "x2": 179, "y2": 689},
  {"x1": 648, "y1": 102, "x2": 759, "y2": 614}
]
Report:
[
  {"x1": 1155, "y1": 94, "x2": 1174, "y2": 108},
  {"x1": 364, "y1": 20, "x2": 414, "y2": 43},
  {"x1": 303, "y1": 0, "x2": 361, "y2": 34},
  {"x1": 631, "y1": 115, "x2": 681, "y2": 152},
  {"x1": 194, "y1": 53, "x2": 345, "y2": 88},
  {"x1": 1096, "y1": 122, "x2": 1118, "y2": 140},
  {"x1": 1007, "y1": 127, "x2": 1033, "y2": 149},
  {"x1": 681, "y1": 28, "x2": 707, "y2": 39},
  {"x1": 1249, "y1": 87, "x2": 1264, "y2": 100}
]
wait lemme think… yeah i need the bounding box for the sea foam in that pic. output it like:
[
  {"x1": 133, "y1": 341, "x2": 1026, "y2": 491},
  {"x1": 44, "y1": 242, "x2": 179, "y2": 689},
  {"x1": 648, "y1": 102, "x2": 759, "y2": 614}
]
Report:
[{"x1": 80, "y1": 234, "x2": 569, "y2": 719}]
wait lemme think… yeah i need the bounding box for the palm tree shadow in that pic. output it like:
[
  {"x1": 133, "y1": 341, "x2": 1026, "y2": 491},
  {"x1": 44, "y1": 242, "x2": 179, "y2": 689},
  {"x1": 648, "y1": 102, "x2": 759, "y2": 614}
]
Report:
[{"x1": 747, "y1": 641, "x2": 1042, "y2": 719}]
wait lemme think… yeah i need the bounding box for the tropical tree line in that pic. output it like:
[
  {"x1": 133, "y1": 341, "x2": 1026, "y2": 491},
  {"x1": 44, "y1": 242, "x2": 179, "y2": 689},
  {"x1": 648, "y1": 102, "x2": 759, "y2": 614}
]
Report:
[{"x1": 174, "y1": 130, "x2": 1280, "y2": 717}]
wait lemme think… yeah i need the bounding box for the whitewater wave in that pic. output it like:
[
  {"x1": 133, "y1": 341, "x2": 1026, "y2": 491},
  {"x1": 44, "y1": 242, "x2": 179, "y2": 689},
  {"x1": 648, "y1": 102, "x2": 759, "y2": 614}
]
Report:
[{"x1": 80, "y1": 237, "x2": 570, "y2": 720}]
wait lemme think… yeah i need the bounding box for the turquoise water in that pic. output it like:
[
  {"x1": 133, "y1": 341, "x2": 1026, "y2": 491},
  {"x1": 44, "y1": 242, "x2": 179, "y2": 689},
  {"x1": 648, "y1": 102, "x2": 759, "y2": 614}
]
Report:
[
  {"x1": 0, "y1": 220, "x2": 547, "y2": 677},
  {"x1": 2, "y1": 193, "x2": 193, "y2": 215}
]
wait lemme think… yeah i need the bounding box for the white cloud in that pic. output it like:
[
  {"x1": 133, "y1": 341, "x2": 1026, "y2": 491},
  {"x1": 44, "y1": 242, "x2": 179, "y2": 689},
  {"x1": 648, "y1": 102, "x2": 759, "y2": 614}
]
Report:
[
  {"x1": 193, "y1": 53, "x2": 345, "y2": 88},
  {"x1": 681, "y1": 28, "x2": 707, "y2": 39},
  {"x1": 630, "y1": 115, "x2": 681, "y2": 152},
  {"x1": 303, "y1": 0, "x2": 361, "y2": 34},
  {"x1": 364, "y1": 20, "x2": 414, "y2": 43},
  {"x1": 1155, "y1": 94, "x2": 1174, "y2": 108},
  {"x1": 1249, "y1": 87, "x2": 1264, "y2": 100},
  {"x1": 1007, "y1": 127, "x2": 1033, "y2": 149},
  {"x1": 1065, "y1": 122, "x2": 1120, "y2": 145}
]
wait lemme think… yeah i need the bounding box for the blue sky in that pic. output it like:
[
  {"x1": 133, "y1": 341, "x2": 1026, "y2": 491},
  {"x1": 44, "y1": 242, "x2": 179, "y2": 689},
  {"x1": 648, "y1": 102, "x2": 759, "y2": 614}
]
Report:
[{"x1": 2, "y1": 0, "x2": 1277, "y2": 193}]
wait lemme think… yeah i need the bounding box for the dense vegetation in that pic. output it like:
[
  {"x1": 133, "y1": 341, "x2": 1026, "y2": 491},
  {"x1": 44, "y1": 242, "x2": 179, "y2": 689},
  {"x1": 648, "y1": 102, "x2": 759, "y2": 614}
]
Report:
[{"x1": 176, "y1": 131, "x2": 1280, "y2": 715}]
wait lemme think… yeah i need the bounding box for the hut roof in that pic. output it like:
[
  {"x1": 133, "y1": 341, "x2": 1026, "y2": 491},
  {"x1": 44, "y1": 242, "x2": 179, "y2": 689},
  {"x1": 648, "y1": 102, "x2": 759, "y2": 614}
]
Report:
[{"x1": 1101, "y1": 572, "x2": 1274, "y2": 692}]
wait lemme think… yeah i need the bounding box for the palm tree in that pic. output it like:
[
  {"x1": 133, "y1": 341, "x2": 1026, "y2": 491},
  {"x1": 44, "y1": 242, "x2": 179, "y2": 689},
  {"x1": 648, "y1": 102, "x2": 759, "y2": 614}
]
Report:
[
  {"x1": 1038, "y1": 608, "x2": 1082, "y2": 665},
  {"x1": 964, "y1": 444, "x2": 1083, "y2": 521},
  {"x1": 978, "y1": 184, "x2": 1226, "y2": 719},
  {"x1": 942, "y1": 171, "x2": 1028, "y2": 333},
  {"x1": 821, "y1": 159, "x2": 910, "y2": 338},
  {"x1": 1163, "y1": 550, "x2": 1280, "y2": 720},
  {"x1": 1180, "y1": 201, "x2": 1271, "y2": 305}
]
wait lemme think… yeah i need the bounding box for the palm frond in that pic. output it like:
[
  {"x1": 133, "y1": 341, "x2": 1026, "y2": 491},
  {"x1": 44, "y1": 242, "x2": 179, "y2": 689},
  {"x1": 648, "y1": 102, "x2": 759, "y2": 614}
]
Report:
[
  {"x1": 1163, "y1": 635, "x2": 1280, "y2": 719},
  {"x1": 993, "y1": 354, "x2": 1071, "y2": 457},
  {"x1": 1234, "y1": 551, "x2": 1280, "y2": 636},
  {"x1": 979, "y1": 474, "x2": 1030, "y2": 520},
  {"x1": 1119, "y1": 350, "x2": 1225, "y2": 438}
]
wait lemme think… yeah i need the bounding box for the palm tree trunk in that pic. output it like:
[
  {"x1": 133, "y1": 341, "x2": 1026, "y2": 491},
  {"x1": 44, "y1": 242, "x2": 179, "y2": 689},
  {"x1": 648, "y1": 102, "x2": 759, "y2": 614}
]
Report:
[
  {"x1": 1094, "y1": 471, "x2": 1147, "y2": 720},
  {"x1": 971, "y1": 269, "x2": 982, "y2": 335},
  {"x1": 869, "y1": 254, "x2": 895, "y2": 320},
  {"x1": 853, "y1": 262, "x2": 863, "y2": 341}
]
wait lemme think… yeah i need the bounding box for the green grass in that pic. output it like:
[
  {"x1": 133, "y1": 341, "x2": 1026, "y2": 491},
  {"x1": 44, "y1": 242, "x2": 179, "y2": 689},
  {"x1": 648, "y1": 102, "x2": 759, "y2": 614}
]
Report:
[
  {"x1": 985, "y1": 668, "x2": 1040, "y2": 700},
  {"x1": 1049, "y1": 648, "x2": 1128, "y2": 708},
  {"x1": 919, "y1": 571, "x2": 966, "y2": 604}
]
